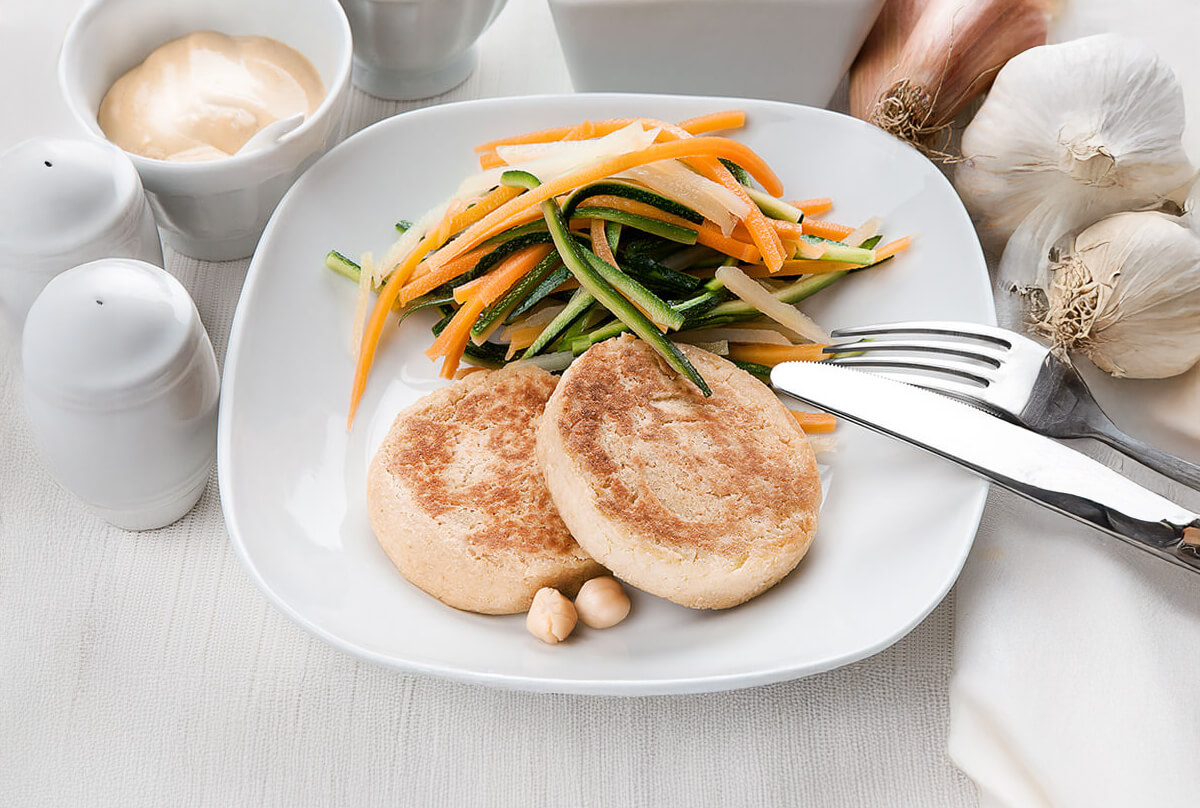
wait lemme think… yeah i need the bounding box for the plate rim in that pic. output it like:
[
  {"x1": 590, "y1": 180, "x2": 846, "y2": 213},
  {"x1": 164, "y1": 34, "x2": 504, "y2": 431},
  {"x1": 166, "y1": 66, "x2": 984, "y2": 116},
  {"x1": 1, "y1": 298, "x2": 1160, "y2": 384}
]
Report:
[{"x1": 218, "y1": 92, "x2": 993, "y2": 695}]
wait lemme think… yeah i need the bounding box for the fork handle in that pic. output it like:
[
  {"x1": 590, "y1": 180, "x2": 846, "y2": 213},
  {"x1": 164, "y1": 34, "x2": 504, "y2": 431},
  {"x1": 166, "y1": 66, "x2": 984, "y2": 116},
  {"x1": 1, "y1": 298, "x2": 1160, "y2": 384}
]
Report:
[{"x1": 1088, "y1": 421, "x2": 1200, "y2": 491}]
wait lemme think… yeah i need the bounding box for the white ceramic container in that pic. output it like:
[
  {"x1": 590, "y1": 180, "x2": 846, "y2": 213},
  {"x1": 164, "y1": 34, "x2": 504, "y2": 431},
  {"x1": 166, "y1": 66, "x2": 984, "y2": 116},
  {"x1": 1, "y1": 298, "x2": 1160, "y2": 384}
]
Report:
[
  {"x1": 22, "y1": 259, "x2": 220, "y2": 531},
  {"x1": 547, "y1": 0, "x2": 887, "y2": 108},
  {"x1": 57, "y1": 0, "x2": 353, "y2": 261},
  {"x1": 0, "y1": 137, "x2": 161, "y2": 346},
  {"x1": 338, "y1": 0, "x2": 509, "y2": 100}
]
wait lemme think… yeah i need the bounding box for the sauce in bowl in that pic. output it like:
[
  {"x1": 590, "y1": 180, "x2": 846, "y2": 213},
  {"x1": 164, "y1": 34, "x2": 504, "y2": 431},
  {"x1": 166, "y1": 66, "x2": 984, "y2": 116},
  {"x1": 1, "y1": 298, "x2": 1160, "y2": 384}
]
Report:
[{"x1": 98, "y1": 31, "x2": 325, "y2": 162}]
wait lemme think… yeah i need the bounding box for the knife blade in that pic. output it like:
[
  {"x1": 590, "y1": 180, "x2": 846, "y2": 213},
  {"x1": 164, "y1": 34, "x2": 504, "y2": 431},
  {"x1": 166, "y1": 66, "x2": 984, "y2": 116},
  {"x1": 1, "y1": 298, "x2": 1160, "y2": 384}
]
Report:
[{"x1": 770, "y1": 360, "x2": 1200, "y2": 573}]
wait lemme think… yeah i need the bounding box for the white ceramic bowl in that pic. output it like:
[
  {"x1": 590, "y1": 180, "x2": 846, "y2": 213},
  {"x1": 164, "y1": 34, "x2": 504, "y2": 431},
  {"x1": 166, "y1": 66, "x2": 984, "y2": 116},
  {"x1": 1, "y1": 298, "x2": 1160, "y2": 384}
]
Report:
[
  {"x1": 339, "y1": 0, "x2": 509, "y2": 100},
  {"x1": 58, "y1": 0, "x2": 353, "y2": 261},
  {"x1": 547, "y1": 0, "x2": 886, "y2": 108}
]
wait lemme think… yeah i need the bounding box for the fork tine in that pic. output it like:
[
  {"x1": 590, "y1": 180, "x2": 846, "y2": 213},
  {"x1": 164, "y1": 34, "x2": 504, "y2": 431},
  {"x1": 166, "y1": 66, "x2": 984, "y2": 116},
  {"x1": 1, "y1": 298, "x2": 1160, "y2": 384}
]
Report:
[
  {"x1": 830, "y1": 320, "x2": 1017, "y2": 348},
  {"x1": 825, "y1": 338, "x2": 1005, "y2": 367},
  {"x1": 826, "y1": 355, "x2": 995, "y2": 386}
]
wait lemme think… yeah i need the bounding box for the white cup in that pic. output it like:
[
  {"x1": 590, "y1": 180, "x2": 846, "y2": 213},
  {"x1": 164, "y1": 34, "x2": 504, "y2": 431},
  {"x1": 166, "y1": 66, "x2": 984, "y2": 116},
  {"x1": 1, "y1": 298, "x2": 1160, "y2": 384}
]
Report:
[
  {"x1": 57, "y1": 0, "x2": 353, "y2": 261},
  {"x1": 22, "y1": 259, "x2": 221, "y2": 531},
  {"x1": 339, "y1": 0, "x2": 509, "y2": 100},
  {"x1": 0, "y1": 137, "x2": 162, "y2": 348}
]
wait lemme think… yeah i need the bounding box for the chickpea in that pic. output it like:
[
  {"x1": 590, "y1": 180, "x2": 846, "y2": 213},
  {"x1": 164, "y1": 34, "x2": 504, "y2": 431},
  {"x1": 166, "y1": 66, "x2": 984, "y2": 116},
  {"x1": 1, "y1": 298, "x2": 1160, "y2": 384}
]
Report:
[
  {"x1": 573, "y1": 576, "x2": 631, "y2": 629},
  {"x1": 525, "y1": 587, "x2": 577, "y2": 644}
]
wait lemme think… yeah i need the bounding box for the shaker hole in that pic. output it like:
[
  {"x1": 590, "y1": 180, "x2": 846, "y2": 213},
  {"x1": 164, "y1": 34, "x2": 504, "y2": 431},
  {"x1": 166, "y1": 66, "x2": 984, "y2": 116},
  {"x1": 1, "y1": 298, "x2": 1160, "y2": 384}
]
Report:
[{"x1": 44, "y1": 161, "x2": 52, "y2": 167}]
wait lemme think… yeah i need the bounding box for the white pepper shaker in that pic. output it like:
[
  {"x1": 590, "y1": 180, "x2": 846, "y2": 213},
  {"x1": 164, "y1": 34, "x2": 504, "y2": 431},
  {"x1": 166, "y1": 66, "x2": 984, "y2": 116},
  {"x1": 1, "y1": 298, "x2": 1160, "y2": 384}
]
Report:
[
  {"x1": 0, "y1": 137, "x2": 162, "y2": 348},
  {"x1": 21, "y1": 258, "x2": 219, "y2": 531}
]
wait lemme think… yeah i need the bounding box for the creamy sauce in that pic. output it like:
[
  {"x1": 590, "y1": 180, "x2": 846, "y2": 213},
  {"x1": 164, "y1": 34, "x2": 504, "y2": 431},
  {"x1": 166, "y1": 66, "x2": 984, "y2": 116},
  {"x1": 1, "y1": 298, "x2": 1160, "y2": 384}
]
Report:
[{"x1": 98, "y1": 31, "x2": 325, "y2": 162}]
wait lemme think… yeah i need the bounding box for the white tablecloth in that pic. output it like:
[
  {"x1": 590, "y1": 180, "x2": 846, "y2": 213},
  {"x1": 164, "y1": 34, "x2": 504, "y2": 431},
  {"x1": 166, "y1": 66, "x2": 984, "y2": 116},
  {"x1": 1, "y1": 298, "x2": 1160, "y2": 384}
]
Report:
[{"x1": 2, "y1": 1, "x2": 1195, "y2": 805}]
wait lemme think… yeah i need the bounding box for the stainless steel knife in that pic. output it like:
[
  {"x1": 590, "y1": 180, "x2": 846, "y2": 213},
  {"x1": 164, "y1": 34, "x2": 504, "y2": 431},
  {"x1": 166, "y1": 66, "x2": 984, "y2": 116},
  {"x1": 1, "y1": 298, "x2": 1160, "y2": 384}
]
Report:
[{"x1": 770, "y1": 360, "x2": 1200, "y2": 573}]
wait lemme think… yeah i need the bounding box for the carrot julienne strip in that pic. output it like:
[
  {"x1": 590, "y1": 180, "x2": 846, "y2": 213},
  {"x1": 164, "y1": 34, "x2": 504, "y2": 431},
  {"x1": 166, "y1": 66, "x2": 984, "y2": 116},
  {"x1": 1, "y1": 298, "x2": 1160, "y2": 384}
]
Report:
[
  {"x1": 726, "y1": 342, "x2": 830, "y2": 366},
  {"x1": 790, "y1": 411, "x2": 838, "y2": 434},
  {"x1": 425, "y1": 297, "x2": 487, "y2": 378},
  {"x1": 695, "y1": 223, "x2": 759, "y2": 263},
  {"x1": 449, "y1": 185, "x2": 523, "y2": 232},
  {"x1": 789, "y1": 197, "x2": 834, "y2": 216},
  {"x1": 460, "y1": 243, "x2": 555, "y2": 307},
  {"x1": 590, "y1": 219, "x2": 618, "y2": 267},
  {"x1": 801, "y1": 219, "x2": 856, "y2": 241},
  {"x1": 874, "y1": 236, "x2": 912, "y2": 261},
  {"x1": 400, "y1": 245, "x2": 490, "y2": 305},
  {"x1": 473, "y1": 110, "x2": 746, "y2": 154},
  {"x1": 674, "y1": 109, "x2": 747, "y2": 134}
]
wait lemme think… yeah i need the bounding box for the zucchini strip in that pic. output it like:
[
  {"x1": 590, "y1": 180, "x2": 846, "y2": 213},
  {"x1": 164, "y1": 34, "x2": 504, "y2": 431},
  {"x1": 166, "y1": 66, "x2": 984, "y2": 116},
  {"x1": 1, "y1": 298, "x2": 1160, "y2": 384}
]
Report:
[
  {"x1": 572, "y1": 207, "x2": 698, "y2": 244},
  {"x1": 619, "y1": 253, "x2": 704, "y2": 297},
  {"x1": 579, "y1": 248, "x2": 684, "y2": 332},
  {"x1": 325, "y1": 250, "x2": 363, "y2": 283},
  {"x1": 798, "y1": 235, "x2": 876, "y2": 265},
  {"x1": 541, "y1": 197, "x2": 710, "y2": 395},
  {"x1": 522, "y1": 287, "x2": 595, "y2": 358},
  {"x1": 744, "y1": 187, "x2": 803, "y2": 223},
  {"x1": 505, "y1": 265, "x2": 572, "y2": 322},
  {"x1": 562, "y1": 180, "x2": 703, "y2": 223}
]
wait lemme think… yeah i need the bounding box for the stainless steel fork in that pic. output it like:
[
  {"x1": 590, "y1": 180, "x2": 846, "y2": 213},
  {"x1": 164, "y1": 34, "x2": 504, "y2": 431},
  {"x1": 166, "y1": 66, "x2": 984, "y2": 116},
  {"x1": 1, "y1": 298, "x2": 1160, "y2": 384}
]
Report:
[{"x1": 824, "y1": 320, "x2": 1200, "y2": 490}]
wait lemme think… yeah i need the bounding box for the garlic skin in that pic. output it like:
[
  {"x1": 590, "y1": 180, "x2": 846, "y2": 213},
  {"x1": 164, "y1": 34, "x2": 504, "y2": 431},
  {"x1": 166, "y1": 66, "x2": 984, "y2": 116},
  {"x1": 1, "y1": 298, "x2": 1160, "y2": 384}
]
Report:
[
  {"x1": 1038, "y1": 211, "x2": 1200, "y2": 379},
  {"x1": 955, "y1": 35, "x2": 1194, "y2": 252}
]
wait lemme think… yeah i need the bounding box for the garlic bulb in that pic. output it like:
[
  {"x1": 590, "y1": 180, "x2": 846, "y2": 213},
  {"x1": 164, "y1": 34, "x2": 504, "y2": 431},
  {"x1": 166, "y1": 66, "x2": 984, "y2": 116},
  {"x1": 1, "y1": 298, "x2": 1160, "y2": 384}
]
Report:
[
  {"x1": 1037, "y1": 211, "x2": 1200, "y2": 379},
  {"x1": 956, "y1": 35, "x2": 1194, "y2": 252}
]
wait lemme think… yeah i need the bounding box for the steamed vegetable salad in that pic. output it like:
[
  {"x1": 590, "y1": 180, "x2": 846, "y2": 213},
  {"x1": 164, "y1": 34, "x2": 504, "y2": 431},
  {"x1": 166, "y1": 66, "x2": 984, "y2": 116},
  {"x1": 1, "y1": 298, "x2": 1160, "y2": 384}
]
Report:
[{"x1": 328, "y1": 111, "x2": 912, "y2": 426}]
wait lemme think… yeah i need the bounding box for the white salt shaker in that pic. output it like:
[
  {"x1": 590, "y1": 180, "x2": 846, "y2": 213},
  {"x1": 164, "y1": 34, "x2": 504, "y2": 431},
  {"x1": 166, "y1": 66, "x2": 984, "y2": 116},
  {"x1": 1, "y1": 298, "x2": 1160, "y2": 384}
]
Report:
[
  {"x1": 0, "y1": 137, "x2": 162, "y2": 348},
  {"x1": 21, "y1": 258, "x2": 219, "y2": 531}
]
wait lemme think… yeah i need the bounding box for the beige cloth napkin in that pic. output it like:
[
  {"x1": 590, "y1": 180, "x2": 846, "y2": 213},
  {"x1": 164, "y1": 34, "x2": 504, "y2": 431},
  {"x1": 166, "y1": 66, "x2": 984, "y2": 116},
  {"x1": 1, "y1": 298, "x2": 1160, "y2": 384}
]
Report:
[{"x1": 947, "y1": 4, "x2": 1200, "y2": 804}]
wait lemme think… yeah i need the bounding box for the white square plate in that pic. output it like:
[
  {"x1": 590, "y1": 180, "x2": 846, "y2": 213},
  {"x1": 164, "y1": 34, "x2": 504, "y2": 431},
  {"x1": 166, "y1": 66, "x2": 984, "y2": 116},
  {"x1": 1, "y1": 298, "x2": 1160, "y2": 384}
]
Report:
[{"x1": 219, "y1": 94, "x2": 993, "y2": 694}]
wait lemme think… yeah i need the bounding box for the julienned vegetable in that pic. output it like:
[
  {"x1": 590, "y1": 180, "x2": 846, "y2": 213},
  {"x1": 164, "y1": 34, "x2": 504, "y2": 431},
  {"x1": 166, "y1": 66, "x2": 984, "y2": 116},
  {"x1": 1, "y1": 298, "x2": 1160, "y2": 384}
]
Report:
[{"x1": 330, "y1": 111, "x2": 914, "y2": 426}]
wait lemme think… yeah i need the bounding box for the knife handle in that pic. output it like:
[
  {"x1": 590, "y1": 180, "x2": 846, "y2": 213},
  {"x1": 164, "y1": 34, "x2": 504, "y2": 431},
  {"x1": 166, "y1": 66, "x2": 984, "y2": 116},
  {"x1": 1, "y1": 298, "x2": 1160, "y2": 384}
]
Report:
[{"x1": 1005, "y1": 478, "x2": 1200, "y2": 573}]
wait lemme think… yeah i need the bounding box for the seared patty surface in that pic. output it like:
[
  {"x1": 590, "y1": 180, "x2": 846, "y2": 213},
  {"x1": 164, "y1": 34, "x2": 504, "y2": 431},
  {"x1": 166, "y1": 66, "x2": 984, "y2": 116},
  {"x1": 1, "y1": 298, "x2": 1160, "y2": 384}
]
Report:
[
  {"x1": 537, "y1": 335, "x2": 821, "y2": 609},
  {"x1": 368, "y1": 363, "x2": 604, "y2": 614}
]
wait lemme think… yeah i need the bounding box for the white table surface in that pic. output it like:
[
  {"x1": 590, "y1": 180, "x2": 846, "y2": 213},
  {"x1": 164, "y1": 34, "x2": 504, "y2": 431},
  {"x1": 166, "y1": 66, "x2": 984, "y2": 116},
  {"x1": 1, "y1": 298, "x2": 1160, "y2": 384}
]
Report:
[{"x1": 3, "y1": 1, "x2": 1197, "y2": 805}]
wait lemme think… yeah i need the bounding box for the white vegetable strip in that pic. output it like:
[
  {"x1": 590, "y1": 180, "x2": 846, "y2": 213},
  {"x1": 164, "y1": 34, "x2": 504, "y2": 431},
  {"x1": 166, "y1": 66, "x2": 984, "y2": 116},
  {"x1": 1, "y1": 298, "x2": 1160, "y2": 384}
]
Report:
[
  {"x1": 844, "y1": 216, "x2": 883, "y2": 248},
  {"x1": 674, "y1": 327, "x2": 793, "y2": 346},
  {"x1": 618, "y1": 160, "x2": 749, "y2": 236},
  {"x1": 805, "y1": 434, "x2": 839, "y2": 454},
  {"x1": 455, "y1": 122, "x2": 661, "y2": 199},
  {"x1": 676, "y1": 339, "x2": 729, "y2": 355},
  {"x1": 376, "y1": 202, "x2": 448, "y2": 285},
  {"x1": 351, "y1": 251, "x2": 374, "y2": 360},
  {"x1": 501, "y1": 303, "x2": 568, "y2": 348},
  {"x1": 511, "y1": 351, "x2": 575, "y2": 372},
  {"x1": 794, "y1": 240, "x2": 828, "y2": 260},
  {"x1": 715, "y1": 265, "x2": 831, "y2": 343}
]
